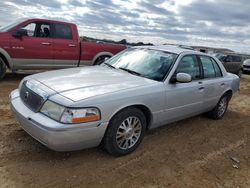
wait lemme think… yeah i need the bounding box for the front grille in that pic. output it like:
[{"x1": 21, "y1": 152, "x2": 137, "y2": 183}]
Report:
[
  {"x1": 243, "y1": 65, "x2": 250, "y2": 68},
  {"x1": 20, "y1": 82, "x2": 46, "y2": 112}
]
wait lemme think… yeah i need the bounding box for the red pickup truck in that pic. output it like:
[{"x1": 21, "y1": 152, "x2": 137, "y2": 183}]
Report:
[{"x1": 0, "y1": 18, "x2": 126, "y2": 79}]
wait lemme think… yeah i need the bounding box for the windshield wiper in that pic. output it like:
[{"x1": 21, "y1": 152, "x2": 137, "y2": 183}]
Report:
[
  {"x1": 119, "y1": 67, "x2": 142, "y2": 76},
  {"x1": 103, "y1": 62, "x2": 116, "y2": 69}
]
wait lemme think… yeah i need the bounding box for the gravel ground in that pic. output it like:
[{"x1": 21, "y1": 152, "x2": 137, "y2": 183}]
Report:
[{"x1": 0, "y1": 73, "x2": 249, "y2": 188}]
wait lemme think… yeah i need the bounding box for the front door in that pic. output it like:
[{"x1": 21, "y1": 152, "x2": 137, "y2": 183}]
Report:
[
  {"x1": 163, "y1": 55, "x2": 204, "y2": 124},
  {"x1": 10, "y1": 22, "x2": 53, "y2": 69}
]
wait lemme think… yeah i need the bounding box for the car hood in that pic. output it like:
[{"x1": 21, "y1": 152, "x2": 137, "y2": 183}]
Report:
[
  {"x1": 31, "y1": 66, "x2": 155, "y2": 101},
  {"x1": 243, "y1": 61, "x2": 250, "y2": 66}
]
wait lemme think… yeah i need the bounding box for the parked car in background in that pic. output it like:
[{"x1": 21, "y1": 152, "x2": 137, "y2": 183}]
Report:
[
  {"x1": 0, "y1": 18, "x2": 126, "y2": 79},
  {"x1": 243, "y1": 59, "x2": 250, "y2": 73},
  {"x1": 10, "y1": 45, "x2": 240, "y2": 156},
  {"x1": 215, "y1": 53, "x2": 244, "y2": 77}
]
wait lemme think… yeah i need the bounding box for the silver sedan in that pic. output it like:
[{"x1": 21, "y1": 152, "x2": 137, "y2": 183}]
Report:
[{"x1": 10, "y1": 45, "x2": 240, "y2": 156}]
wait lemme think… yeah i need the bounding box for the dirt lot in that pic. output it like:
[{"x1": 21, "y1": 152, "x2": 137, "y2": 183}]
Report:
[{"x1": 0, "y1": 73, "x2": 249, "y2": 188}]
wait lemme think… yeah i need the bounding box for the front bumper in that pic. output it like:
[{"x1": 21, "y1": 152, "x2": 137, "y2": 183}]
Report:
[
  {"x1": 10, "y1": 89, "x2": 108, "y2": 151},
  {"x1": 243, "y1": 66, "x2": 250, "y2": 72}
]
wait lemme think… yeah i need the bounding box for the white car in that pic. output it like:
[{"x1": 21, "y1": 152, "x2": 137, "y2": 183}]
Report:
[{"x1": 10, "y1": 45, "x2": 240, "y2": 156}]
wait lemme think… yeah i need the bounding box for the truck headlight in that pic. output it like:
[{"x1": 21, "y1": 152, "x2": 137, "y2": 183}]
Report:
[{"x1": 40, "y1": 101, "x2": 100, "y2": 124}]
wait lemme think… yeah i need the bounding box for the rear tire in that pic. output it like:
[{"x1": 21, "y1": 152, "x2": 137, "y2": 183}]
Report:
[
  {"x1": 207, "y1": 93, "x2": 231, "y2": 120},
  {"x1": 0, "y1": 57, "x2": 7, "y2": 79},
  {"x1": 103, "y1": 107, "x2": 146, "y2": 156}
]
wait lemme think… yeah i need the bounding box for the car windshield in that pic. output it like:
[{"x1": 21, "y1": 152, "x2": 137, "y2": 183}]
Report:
[
  {"x1": 0, "y1": 18, "x2": 27, "y2": 32},
  {"x1": 102, "y1": 48, "x2": 177, "y2": 81}
]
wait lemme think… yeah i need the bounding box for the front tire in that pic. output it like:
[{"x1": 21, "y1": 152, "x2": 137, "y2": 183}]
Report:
[
  {"x1": 103, "y1": 107, "x2": 146, "y2": 156},
  {"x1": 207, "y1": 93, "x2": 231, "y2": 120},
  {"x1": 0, "y1": 57, "x2": 7, "y2": 79}
]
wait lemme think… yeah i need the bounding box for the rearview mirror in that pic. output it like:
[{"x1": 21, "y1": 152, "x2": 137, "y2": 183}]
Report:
[
  {"x1": 176, "y1": 73, "x2": 192, "y2": 83},
  {"x1": 12, "y1": 29, "x2": 28, "y2": 38}
]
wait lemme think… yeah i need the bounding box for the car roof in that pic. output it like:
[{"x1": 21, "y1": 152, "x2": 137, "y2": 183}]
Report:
[{"x1": 135, "y1": 45, "x2": 196, "y2": 55}]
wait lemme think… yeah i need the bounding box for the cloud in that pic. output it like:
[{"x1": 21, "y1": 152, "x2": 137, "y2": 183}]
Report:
[{"x1": 0, "y1": 0, "x2": 250, "y2": 53}]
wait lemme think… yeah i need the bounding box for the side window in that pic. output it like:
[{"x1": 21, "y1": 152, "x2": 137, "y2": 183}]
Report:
[
  {"x1": 232, "y1": 56, "x2": 242, "y2": 62},
  {"x1": 21, "y1": 22, "x2": 51, "y2": 38},
  {"x1": 211, "y1": 58, "x2": 223, "y2": 77},
  {"x1": 54, "y1": 24, "x2": 72, "y2": 39},
  {"x1": 39, "y1": 24, "x2": 51, "y2": 38},
  {"x1": 22, "y1": 23, "x2": 36, "y2": 37},
  {"x1": 225, "y1": 55, "x2": 233, "y2": 62},
  {"x1": 176, "y1": 55, "x2": 200, "y2": 80},
  {"x1": 200, "y1": 56, "x2": 216, "y2": 78}
]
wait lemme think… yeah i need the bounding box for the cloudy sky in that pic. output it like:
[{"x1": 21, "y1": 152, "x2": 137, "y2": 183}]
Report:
[{"x1": 1, "y1": 0, "x2": 250, "y2": 53}]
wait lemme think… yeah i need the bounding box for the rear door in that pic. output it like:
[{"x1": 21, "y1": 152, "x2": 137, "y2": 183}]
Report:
[
  {"x1": 51, "y1": 23, "x2": 80, "y2": 68},
  {"x1": 10, "y1": 22, "x2": 53, "y2": 69},
  {"x1": 198, "y1": 55, "x2": 225, "y2": 110}
]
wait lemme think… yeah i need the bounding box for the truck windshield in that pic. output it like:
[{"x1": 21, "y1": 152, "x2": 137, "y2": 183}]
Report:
[
  {"x1": 0, "y1": 18, "x2": 27, "y2": 32},
  {"x1": 103, "y1": 48, "x2": 177, "y2": 81}
]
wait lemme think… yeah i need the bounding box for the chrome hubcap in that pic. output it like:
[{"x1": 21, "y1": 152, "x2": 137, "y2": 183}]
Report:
[
  {"x1": 218, "y1": 97, "x2": 227, "y2": 117},
  {"x1": 116, "y1": 116, "x2": 142, "y2": 150}
]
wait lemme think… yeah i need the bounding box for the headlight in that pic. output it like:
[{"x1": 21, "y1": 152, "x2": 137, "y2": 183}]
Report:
[
  {"x1": 60, "y1": 108, "x2": 100, "y2": 124},
  {"x1": 40, "y1": 100, "x2": 65, "y2": 121},
  {"x1": 40, "y1": 100, "x2": 100, "y2": 124}
]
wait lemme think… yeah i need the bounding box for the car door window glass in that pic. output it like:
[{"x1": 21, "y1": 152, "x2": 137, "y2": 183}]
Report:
[
  {"x1": 21, "y1": 22, "x2": 51, "y2": 38},
  {"x1": 22, "y1": 23, "x2": 36, "y2": 37},
  {"x1": 225, "y1": 55, "x2": 233, "y2": 62},
  {"x1": 39, "y1": 24, "x2": 51, "y2": 38},
  {"x1": 176, "y1": 55, "x2": 200, "y2": 80},
  {"x1": 232, "y1": 56, "x2": 242, "y2": 62},
  {"x1": 54, "y1": 24, "x2": 72, "y2": 39},
  {"x1": 200, "y1": 56, "x2": 216, "y2": 78},
  {"x1": 211, "y1": 58, "x2": 222, "y2": 77}
]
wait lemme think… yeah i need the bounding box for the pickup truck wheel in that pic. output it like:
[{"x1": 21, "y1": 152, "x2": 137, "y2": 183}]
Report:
[
  {"x1": 94, "y1": 55, "x2": 110, "y2": 65},
  {"x1": 207, "y1": 94, "x2": 230, "y2": 120},
  {"x1": 103, "y1": 107, "x2": 146, "y2": 156},
  {"x1": 0, "y1": 57, "x2": 7, "y2": 79}
]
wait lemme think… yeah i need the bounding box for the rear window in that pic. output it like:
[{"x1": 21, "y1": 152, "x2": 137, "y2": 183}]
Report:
[
  {"x1": 200, "y1": 56, "x2": 216, "y2": 78},
  {"x1": 211, "y1": 58, "x2": 223, "y2": 77},
  {"x1": 54, "y1": 24, "x2": 72, "y2": 39}
]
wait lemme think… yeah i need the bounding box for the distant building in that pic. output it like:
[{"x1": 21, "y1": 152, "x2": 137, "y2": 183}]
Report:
[{"x1": 191, "y1": 46, "x2": 234, "y2": 54}]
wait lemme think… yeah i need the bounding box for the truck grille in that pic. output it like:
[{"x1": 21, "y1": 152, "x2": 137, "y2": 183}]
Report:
[{"x1": 20, "y1": 82, "x2": 46, "y2": 112}]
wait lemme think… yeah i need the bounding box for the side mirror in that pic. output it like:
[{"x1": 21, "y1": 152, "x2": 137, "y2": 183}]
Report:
[
  {"x1": 176, "y1": 73, "x2": 192, "y2": 83},
  {"x1": 12, "y1": 29, "x2": 28, "y2": 38}
]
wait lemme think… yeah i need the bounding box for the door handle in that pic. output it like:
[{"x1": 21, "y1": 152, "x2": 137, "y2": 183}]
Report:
[
  {"x1": 198, "y1": 81, "x2": 203, "y2": 84},
  {"x1": 199, "y1": 86, "x2": 205, "y2": 90},
  {"x1": 68, "y1": 44, "x2": 76, "y2": 47},
  {"x1": 41, "y1": 42, "x2": 51, "y2": 45},
  {"x1": 220, "y1": 83, "x2": 225, "y2": 86}
]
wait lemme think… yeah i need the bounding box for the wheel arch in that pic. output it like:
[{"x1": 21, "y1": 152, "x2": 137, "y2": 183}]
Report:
[
  {"x1": 108, "y1": 104, "x2": 153, "y2": 131},
  {"x1": 224, "y1": 89, "x2": 233, "y2": 100},
  {"x1": 0, "y1": 48, "x2": 13, "y2": 69},
  {"x1": 92, "y1": 52, "x2": 113, "y2": 65}
]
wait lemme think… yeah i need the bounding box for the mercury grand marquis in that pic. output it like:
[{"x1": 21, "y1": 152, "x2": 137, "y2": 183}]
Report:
[{"x1": 10, "y1": 45, "x2": 240, "y2": 156}]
